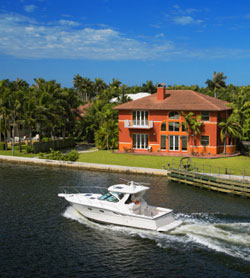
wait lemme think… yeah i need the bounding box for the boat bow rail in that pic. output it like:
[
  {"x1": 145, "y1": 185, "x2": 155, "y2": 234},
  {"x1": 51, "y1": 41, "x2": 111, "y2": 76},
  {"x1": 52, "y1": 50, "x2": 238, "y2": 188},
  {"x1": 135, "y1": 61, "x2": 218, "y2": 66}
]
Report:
[{"x1": 58, "y1": 186, "x2": 108, "y2": 196}]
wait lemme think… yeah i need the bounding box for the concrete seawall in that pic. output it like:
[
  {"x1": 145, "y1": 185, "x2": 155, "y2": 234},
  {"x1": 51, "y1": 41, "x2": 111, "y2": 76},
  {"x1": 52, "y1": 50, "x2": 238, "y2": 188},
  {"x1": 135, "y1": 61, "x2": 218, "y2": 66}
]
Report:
[{"x1": 0, "y1": 155, "x2": 168, "y2": 176}]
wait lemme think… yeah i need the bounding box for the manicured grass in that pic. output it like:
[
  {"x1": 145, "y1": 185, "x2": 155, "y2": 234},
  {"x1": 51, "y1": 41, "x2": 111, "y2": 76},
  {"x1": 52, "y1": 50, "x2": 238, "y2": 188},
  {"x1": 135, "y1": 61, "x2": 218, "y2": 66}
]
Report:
[
  {"x1": 78, "y1": 151, "x2": 250, "y2": 176},
  {"x1": 0, "y1": 149, "x2": 36, "y2": 158},
  {"x1": 1, "y1": 147, "x2": 249, "y2": 177}
]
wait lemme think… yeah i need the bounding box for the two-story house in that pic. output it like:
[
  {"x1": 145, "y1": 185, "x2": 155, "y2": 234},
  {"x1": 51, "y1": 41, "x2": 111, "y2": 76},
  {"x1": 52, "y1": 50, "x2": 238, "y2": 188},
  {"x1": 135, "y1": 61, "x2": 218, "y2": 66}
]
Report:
[{"x1": 114, "y1": 84, "x2": 236, "y2": 155}]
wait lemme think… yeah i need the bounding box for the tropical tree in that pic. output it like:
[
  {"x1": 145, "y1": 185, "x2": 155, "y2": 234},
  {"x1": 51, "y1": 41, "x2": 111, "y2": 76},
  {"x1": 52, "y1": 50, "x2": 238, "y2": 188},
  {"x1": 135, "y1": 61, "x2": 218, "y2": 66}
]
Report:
[
  {"x1": 22, "y1": 87, "x2": 37, "y2": 146},
  {"x1": 12, "y1": 79, "x2": 30, "y2": 151},
  {"x1": 0, "y1": 79, "x2": 11, "y2": 149},
  {"x1": 94, "y1": 78, "x2": 107, "y2": 96},
  {"x1": 73, "y1": 75, "x2": 95, "y2": 102},
  {"x1": 205, "y1": 72, "x2": 227, "y2": 98},
  {"x1": 230, "y1": 86, "x2": 250, "y2": 141},
  {"x1": 82, "y1": 88, "x2": 118, "y2": 146},
  {"x1": 219, "y1": 116, "x2": 242, "y2": 154},
  {"x1": 32, "y1": 78, "x2": 80, "y2": 143},
  {"x1": 95, "y1": 107, "x2": 118, "y2": 150},
  {"x1": 109, "y1": 78, "x2": 122, "y2": 89},
  {"x1": 142, "y1": 80, "x2": 157, "y2": 94},
  {"x1": 73, "y1": 74, "x2": 84, "y2": 102},
  {"x1": 182, "y1": 112, "x2": 203, "y2": 153}
]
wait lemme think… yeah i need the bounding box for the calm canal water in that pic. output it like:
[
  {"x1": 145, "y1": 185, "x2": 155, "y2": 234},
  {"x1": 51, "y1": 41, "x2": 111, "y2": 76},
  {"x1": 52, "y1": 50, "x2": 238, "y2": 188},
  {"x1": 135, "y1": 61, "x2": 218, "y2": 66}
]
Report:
[{"x1": 1, "y1": 162, "x2": 250, "y2": 278}]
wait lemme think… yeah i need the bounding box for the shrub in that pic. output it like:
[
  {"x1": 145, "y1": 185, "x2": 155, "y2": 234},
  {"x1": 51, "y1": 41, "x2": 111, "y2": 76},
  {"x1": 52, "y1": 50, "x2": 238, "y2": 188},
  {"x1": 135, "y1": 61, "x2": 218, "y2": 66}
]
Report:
[
  {"x1": 0, "y1": 142, "x2": 5, "y2": 150},
  {"x1": 24, "y1": 145, "x2": 34, "y2": 154},
  {"x1": 38, "y1": 148, "x2": 79, "y2": 162},
  {"x1": 65, "y1": 150, "x2": 79, "y2": 161}
]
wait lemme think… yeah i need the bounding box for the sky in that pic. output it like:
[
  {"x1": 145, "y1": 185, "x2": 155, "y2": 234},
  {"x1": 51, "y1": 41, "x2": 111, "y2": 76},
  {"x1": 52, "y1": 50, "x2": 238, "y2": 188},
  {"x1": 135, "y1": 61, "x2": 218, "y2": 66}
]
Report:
[{"x1": 0, "y1": 0, "x2": 250, "y2": 88}]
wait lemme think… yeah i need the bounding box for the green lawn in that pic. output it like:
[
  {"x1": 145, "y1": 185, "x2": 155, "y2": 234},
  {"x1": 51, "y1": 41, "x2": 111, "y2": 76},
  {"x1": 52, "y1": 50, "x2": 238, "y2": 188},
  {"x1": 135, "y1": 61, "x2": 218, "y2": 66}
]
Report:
[
  {"x1": 0, "y1": 149, "x2": 36, "y2": 158},
  {"x1": 1, "y1": 147, "x2": 249, "y2": 177},
  {"x1": 78, "y1": 151, "x2": 250, "y2": 176}
]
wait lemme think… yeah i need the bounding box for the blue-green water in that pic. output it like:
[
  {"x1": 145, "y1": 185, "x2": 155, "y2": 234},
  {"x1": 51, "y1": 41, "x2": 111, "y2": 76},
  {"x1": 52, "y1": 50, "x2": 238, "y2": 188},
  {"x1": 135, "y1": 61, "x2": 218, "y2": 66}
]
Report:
[{"x1": 1, "y1": 162, "x2": 250, "y2": 277}]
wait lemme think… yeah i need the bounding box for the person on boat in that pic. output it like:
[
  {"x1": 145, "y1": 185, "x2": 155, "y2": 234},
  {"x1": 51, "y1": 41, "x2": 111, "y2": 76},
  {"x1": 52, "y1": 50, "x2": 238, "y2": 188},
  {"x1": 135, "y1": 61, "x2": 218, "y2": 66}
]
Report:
[{"x1": 127, "y1": 194, "x2": 141, "y2": 214}]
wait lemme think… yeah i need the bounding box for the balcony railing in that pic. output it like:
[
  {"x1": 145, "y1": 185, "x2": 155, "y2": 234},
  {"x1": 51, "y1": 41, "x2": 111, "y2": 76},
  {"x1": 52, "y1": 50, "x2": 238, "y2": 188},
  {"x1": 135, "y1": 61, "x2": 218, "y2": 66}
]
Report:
[{"x1": 124, "y1": 120, "x2": 153, "y2": 129}]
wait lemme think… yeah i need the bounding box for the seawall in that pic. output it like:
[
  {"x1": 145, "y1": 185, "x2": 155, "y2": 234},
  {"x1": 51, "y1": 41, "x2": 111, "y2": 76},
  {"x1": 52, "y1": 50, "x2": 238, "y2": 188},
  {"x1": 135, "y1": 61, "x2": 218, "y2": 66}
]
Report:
[{"x1": 0, "y1": 155, "x2": 168, "y2": 176}]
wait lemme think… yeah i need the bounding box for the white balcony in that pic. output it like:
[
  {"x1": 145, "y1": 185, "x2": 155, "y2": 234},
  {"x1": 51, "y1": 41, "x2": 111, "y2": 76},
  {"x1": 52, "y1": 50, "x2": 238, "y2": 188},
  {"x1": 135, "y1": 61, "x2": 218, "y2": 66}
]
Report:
[{"x1": 124, "y1": 120, "x2": 153, "y2": 129}]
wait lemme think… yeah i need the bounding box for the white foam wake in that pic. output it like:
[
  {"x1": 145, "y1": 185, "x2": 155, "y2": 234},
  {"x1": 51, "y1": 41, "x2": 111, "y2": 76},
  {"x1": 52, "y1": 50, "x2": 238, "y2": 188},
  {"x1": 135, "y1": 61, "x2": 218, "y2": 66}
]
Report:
[
  {"x1": 62, "y1": 206, "x2": 250, "y2": 262},
  {"x1": 171, "y1": 222, "x2": 250, "y2": 261}
]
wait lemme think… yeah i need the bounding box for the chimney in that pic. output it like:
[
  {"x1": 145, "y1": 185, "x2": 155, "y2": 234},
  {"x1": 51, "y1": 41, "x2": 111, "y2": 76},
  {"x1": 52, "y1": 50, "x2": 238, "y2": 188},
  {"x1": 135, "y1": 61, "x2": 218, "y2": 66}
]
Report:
[{"x1": 157, "y1": 83, "x2": 166, "y2": 100}]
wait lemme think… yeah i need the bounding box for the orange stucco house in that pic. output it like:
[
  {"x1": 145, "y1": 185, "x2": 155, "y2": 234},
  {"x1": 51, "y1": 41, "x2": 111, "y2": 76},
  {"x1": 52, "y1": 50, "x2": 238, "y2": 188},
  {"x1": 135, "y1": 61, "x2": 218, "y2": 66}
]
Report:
[{"x1": 114, "y1": 84, "x2": 237, "y2": 155}]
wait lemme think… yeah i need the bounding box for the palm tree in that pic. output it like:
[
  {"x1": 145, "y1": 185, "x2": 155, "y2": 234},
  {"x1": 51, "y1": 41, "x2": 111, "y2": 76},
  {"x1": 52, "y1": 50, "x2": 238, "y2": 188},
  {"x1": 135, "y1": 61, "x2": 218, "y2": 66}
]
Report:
[
  {"x1": 73, "y1": 74, "x2": 85, "y2": 102},
  {"x1": 12, "y1": 79, "x2": 30, "y2": 151},
  {"x1": 94, "y1": 78, "x2": 107, "y2": 96},
  {"x1": 0, "y1": 80, "x2": 12, "y2": 149},
  {"x1": 109, "y1": 78, "x2": 122, "y2": 89},
  {"x1": 219, "y1": 116, "x2": 242, "y2": 154},
  {"x1": 142, "y1": 80, "x2": 157, "y2": 94},
  {"x1": 230, "y1": 87, "x2": 250, "y2": 141},
  {"x1": 182, "y1": 112, "x2": 203, "y2": 153},
  {"x1": 205, "y1": 72, "x2": 227, "y2": 98}
]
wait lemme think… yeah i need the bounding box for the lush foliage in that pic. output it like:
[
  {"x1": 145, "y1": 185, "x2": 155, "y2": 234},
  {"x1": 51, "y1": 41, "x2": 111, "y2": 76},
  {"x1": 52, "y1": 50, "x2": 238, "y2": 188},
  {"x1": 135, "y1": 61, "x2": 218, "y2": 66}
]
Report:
[
  {"x1": 1, "y1": 73, "x2": 250, "y2": 155},
  {"x1": 219, "y1": 116, "x2": 242, "y2": 154},
  {"x1": 0, "y1": 78, "x2": 80, "y2": 151},
  {"x1": 0, "y1": 142, "x2": 5, "y2": 150},
  {"x1": 33, "y1": 138, "x2": 75, "y2": 153},
  {"x1": 38, "y1": 148, "x2": 79, "y2": 161},
  {"x1": 182, "y1": 112, "x2": 203, "y2": 152},
  {"x1": 80, "y1": 87, "x2": 119, "y2": 149}
]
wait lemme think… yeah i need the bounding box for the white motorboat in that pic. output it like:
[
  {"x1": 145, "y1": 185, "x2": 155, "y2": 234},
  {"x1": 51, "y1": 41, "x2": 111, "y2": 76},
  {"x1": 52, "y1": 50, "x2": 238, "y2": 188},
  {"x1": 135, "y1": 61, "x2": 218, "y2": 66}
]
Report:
[{"x1": 58, "y1": 180, "x2": 182, "y2": 232}]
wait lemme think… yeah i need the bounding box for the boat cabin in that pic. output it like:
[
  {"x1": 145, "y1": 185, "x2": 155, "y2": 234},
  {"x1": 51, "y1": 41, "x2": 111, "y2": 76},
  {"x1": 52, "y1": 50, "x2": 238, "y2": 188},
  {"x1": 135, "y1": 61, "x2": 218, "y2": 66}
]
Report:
[
  {"x1": 97, "y1": 182, "x2": 152, "y2": 215},
  {"x1": 106, "y1": 182, "x2": 149, "y2": 203}
]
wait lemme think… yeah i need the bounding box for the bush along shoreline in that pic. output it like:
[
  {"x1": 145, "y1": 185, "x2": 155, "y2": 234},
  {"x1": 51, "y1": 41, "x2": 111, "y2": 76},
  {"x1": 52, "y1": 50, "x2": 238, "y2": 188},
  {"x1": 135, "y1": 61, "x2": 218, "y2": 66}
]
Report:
[{"x1": 38, "y1": 148, "x2": 79, "y2": 161}]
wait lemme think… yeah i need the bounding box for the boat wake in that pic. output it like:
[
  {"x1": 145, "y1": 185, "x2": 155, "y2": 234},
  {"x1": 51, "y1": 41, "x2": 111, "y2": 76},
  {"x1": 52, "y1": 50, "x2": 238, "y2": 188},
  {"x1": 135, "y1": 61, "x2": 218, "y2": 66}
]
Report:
[{"x1": 62, "y1": 206, "x2": 250, "y2": 262}]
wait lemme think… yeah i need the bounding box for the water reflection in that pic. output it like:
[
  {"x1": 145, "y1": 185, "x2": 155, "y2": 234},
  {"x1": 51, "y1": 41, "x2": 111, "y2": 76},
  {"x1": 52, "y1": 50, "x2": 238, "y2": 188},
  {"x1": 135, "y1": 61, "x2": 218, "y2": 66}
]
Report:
[{"x1": 0, "y1": 162, "x2": 250, "y2": 278}]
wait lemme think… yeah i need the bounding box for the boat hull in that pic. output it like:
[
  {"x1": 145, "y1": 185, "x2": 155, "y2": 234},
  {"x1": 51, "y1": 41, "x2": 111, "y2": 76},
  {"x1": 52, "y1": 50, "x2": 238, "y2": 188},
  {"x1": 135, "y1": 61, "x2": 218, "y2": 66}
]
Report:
[{"x1": 70, "y1": 202, "x2": 179, "y2": 232}]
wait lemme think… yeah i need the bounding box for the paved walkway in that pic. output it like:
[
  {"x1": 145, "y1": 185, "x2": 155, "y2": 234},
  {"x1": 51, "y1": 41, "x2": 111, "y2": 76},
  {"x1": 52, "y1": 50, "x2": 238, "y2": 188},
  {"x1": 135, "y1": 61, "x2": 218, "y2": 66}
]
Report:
[{"x1": 77, "y1": 149, "x2": 98, "y2": 154}]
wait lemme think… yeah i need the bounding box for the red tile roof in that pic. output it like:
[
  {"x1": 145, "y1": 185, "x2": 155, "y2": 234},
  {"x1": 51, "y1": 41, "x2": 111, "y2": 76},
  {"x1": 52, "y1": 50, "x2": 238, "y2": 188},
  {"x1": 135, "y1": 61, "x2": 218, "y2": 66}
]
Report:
[
  {"x1": 114, "y1": 90, "x2": 231, "y2": 111},
  {"x1": 76, "y1": 103, "x2": 92, "y2": 117}
]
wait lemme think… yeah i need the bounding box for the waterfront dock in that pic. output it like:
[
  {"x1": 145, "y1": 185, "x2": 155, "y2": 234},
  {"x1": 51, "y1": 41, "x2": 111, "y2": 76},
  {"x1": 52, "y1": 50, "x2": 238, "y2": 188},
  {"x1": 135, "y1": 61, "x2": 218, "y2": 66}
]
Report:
[{"x1": 168, "y1": 168, "x2": 250, "y2": 198}]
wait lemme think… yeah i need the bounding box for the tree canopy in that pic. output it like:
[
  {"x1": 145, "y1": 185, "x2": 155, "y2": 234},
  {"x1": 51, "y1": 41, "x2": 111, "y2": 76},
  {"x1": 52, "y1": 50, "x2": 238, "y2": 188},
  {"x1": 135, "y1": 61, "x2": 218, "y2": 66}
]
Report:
[{"x1": 1, "y1": 72, "x2": 250, "y2": 154}]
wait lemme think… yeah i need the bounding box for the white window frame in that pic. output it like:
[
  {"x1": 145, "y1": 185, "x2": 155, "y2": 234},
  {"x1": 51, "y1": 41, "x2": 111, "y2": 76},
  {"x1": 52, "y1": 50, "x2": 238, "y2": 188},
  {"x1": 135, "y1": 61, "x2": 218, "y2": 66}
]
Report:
[
  {"x1": 133, "y1": 134, "x2": 149, "y2": 149},
  {"x1": 169, "y1": 135, "x2": 179, "y2": 151},
  {"x1": 133, "y1": 111, "x2": 148, "y2": 126}
]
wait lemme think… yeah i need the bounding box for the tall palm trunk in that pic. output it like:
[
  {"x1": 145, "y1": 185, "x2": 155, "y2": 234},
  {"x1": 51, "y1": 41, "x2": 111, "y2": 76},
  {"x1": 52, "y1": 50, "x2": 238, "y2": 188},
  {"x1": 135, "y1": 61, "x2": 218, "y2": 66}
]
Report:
[
  {"x1": 29, "y1": 127, "x2": 32, "y2": 147},
  {"x1": 51, "y1": 127, "x2": 55, "y2": 149},
  {"x1": 17, "y1": 125, "x2": 22, "y2": 152},
  {"x1": 4, "y1": 131, "x2": 7, "y2": 150},
  {"x1": 223, "y1": 138, "x2": 226, "y2": 154}
]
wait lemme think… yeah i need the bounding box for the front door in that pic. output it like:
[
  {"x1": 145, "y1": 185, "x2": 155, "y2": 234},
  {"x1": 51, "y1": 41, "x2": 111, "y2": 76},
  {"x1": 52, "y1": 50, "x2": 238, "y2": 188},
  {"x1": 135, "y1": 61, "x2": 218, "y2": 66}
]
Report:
[{"x1": 169, "y1": 135, "x2": 179, "y2": 151}]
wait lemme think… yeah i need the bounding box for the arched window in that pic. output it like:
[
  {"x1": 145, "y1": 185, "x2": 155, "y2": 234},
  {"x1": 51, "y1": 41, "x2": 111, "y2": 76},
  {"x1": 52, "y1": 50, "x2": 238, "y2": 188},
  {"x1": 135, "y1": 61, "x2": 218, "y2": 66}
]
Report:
[
  {"x1": 169, "y1": 111, "x2": 179, "y2": 119},
  {"x1": 161, "y1": 122, "x2": 166, "y2": 131}
]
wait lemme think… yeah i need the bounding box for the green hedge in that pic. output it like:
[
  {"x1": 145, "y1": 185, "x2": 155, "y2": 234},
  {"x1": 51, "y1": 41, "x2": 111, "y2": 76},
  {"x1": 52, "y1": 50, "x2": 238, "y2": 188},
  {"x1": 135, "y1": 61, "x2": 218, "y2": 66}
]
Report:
[
  {"x1": 33, "y1": 138, "x2": 75, "y2": 154},
  {"x1": 0, "y1": 142, "x2": 5, "y2": 150},
  {"x1": 38, "y1": 149, "x2": 79, "y2": 161}
]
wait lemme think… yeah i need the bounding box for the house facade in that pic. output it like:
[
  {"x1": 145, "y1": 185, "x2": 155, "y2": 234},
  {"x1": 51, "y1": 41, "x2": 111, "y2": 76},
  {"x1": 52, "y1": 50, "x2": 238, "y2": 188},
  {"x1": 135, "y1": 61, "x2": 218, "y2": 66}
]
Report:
[{"x1": 115, "y1": 84, "x2": 237, "y2": 155}]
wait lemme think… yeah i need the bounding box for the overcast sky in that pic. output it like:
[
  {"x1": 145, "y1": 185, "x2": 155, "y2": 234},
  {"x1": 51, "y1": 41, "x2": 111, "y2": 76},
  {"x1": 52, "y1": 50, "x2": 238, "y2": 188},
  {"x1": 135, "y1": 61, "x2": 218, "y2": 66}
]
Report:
[{"x1": 1, "y1": 0, "x2": 250, "y2": 87}]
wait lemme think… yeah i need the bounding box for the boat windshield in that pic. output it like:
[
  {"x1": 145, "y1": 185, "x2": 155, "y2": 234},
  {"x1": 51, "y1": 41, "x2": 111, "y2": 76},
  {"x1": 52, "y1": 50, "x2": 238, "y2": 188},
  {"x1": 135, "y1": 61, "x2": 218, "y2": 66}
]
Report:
[{"x1": 98, "y1": 192, "x2": 119, "y2": 203}]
